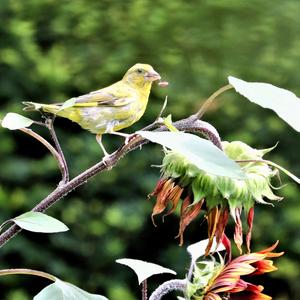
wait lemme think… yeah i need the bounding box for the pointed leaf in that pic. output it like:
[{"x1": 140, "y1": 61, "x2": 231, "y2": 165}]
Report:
[
  {"x1": 116, "y1": 258, "x2": 176, "y2": 284},
  {"x1": 1, "y1": 113, "x2": 34, "y2": 130},
  {"x1": 138, "y1": 131, "x2": 245, "y2": 179},
  {"x1": 229, "y1": 76, "x2": 300, "y2": 132},
  {"x1": 187, "y1": 238, "x2": 226, "y2": 263},
  {"x1": 34, "y1": 279, "x2": 108, "y2": 300},
  {"x1": 163, "y1": 115, "x2": 178, "y2": 132},
  {"x1": 13, "y1": 212, "x2": 69, "y2": 233}
]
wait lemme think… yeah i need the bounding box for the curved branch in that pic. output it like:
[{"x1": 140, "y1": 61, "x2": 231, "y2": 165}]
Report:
[
  {"x1": 19, "y1": 127, "x2": 66, "y2": 177},
  {"x1": 0, "y1": 268, "x2": 56, "y2": 281},
  {"x1": 196, "y1": 84, "x2": 233, "y2": 119},
  {"x1": 45, "y1": 118, "x2": 69, "y2": 184},
  {"x1": 0, "y1": 115, "x2": 222, "y2": 247}
]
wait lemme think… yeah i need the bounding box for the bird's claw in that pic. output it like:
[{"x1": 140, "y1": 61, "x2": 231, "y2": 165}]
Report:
[{"x1": 124, "y1": 133, "x2": 137, "y2": 145}]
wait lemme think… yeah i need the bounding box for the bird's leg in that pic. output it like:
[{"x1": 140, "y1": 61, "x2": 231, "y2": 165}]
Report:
[
  {"x1": 96, "y1": 134, "x2": 110, "y2": 157},
  {"x1": 109, "y1": 131, "x2": 136, "y2": 144},
  {"x1": 109, "y1": 131, "x2": 130, "y2": 138}
]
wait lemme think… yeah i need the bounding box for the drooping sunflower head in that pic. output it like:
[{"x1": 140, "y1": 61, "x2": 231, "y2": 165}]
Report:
[{"x1": 150, "y1": 141, "x2": 282, "y2": 254}]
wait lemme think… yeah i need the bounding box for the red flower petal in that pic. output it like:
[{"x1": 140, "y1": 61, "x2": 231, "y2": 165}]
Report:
[
  {"x1": 246, "y1": 207, "x2": 254, "y2": 253},
  {"x1": 234, "y1": 208, "x2": 243, "y2": 254},
  {"x1": 176, "y1": 196, "x2": 204, "y2": 246},
  {"x1": 222, "y1": 234, "x2": 232, "y2": 262},
  {"x1": 252, "y1": 259, "x2": 278, "y2": 275},
  {"x1": 204, "y1": 292, "x2": 223, "y2": 300},
  {"x1": 257, "y1": 241, "x2": 284, "y2": 258},
  {"x1": 230, "y1": 292, "x2": 272, "y2": 300},
  {"x1": 215, "y1": 209, "x2": 229, "y2": 250}
]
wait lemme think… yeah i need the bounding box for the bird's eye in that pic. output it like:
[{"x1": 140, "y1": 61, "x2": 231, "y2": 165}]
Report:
[{"x1": 137, "y1": 68, "x2": 143, "y2": 74}]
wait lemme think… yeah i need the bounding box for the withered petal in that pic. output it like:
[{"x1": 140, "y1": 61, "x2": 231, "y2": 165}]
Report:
[{"x1": 176, "y1": 196, "x2": 204, "y2": 246}]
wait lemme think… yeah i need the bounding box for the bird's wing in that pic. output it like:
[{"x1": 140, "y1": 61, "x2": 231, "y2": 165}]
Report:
[{"x1": 72, "y1": 83, "x2": 135, "y2": 107}]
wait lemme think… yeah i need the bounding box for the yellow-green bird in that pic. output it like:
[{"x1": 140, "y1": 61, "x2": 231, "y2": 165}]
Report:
[{"x1": 23, "y1": 63, "x2": 161, "y2": 156}]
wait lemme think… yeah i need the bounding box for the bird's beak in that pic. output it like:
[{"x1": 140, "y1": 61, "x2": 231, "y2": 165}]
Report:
[{"x1": 145, "y1": 70, "x2": 161, "y2": 81}]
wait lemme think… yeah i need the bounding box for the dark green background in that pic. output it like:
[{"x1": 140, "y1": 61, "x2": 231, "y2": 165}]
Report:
[{"x1": 0, "y1": 0, "x2": 299, "y2": 299}]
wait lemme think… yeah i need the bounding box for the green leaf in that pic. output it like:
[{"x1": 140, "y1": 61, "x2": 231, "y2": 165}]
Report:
[
  {"x1": 163, "y1": 114, "x2": 178, "y2": 132},
  {"x1": 59, "y1": 98, "x2": 76, "y2": 111},
  {"x1": 13, "y1": 212, "x2": 69, "y2": 233},
  {"x1": 138, "y1": 131, "x2": 245, "y2": 179},
  {"x1": 116, "y1": 258, "x2": 176, "y2": 284},
  {"x1": 187, "y1": 238, "x2": 225, "y2": 263},
  {"x1": 34, "y1": 279, "x2": 108, "y2": 300},
  {"x1": 1, "y1": 113, "x2": 34, "y2": 130},
  {"x1": 228, "y1": 76, "x2": 300, "y2": 132}
]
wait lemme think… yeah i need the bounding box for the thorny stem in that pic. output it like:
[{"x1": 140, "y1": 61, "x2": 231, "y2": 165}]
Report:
[
  {"x1": 45, "y1": 117, "x2": 69, "y2": 184},
  {"x1": 149, "y1": 279, "x2": 187, "y2": 300},
  {"x1": 196, "y1": 84, "x2": 233, "y2": 119},
  {"x1": 0, "y1": 268, "x2": 56, "y2": 281},
  {"x1": 142, "y1": 280, "x2": 148, "y2": 300},
  {"x1": 0, "y1": 115, "x2": 222, "y2": 247}
]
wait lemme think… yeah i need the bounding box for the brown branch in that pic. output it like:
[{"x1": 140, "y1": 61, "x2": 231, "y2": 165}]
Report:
[
  {"x1": 0, "y1": 115, "x2": 222, "y2": 247},
  {"x1": 45, "y1": 117, "x2": 69, "y2": 184}
]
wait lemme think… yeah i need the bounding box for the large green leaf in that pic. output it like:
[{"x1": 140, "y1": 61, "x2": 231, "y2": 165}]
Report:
[
  {"x1": 13, "y1": 212, "x2": 69, "y2": 233},
  {"x1": 116, "y1": 258, "x2": 176, "y2": 284},
  {"x1": 138, "y1": 131, "x2": 245, "y2": 179},
  {"x1": 187, "y1": 238, "x2": 226, "y2": 263},
  {"x1": 34, "y1": 279, "x2": 108, "y2": 300},
  {"x1": 1, "y1": 113, "x2": 34, "y2": 130},
  {"x1": 228, "y1": 76, "x2": 300, "y2": 132}
]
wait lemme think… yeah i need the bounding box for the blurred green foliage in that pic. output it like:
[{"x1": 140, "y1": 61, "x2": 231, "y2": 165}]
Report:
[{"x1": 0, "y1": 0, "x2": 300, "y2": 299}]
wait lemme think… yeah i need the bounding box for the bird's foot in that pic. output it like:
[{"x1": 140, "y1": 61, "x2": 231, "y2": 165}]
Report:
[
  {"x1": 124, "y1": 133, "x2": 138, "y2": 145},
  {"x1": 101, "y1": 154, "x2": 111, "y2": 168}
]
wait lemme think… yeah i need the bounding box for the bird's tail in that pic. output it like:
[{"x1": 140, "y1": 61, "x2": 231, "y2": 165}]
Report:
[{"x1": 22, "y1": 101, "x2": 61, "y2": 114}]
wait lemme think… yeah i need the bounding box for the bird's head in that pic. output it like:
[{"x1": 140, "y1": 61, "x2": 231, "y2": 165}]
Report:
[{"x1": 123, "y1": 63, "x2": 161, "y2": 88}]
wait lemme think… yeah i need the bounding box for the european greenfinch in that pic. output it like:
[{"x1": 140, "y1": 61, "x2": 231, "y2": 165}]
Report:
[{"x1": 23, "y1": 63, "x2": 161, "y2": 156}]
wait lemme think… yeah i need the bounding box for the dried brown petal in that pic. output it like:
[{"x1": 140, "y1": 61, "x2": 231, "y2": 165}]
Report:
[
  {"x1": 234, "y1": 208, "x2": 243, "y2": 254},
  {"x1": 246, "y1": 207, "x2": 254, "y2": 253},
  {"x1": 205, "y1": 206, "x2": 221, "y2": 255},
  {"x1": 177, "y1": 196, "x2": 204, "y2": 246}
]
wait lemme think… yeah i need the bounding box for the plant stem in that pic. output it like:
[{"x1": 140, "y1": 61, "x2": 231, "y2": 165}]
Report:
[
  {"x1": 0, "y1": 115, "x2": 222, "y2": 247},
  {"x1": 149, "y1": 279, "x2": 186, "y2": 300},
  {"x1": 0, "y1": 268, "x2": 56, "y2": 281},
  {"x1": 142, "y1": 280, "x2": 148, "y2": 300},
  {"x1": 0, "y1": 220, "x2": 13, "y2": 233},
  {"x1": 45, "y1": 117, "x2": 69, "y2": 184},
  {"x1": 196, "y1": 84, "x2": 233, "y2": 119},
  {"x1": 19, "y1": 127, "x2": 66, "y2": 179}
]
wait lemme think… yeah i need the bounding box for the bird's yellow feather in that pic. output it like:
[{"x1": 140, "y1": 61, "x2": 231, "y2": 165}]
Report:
[{"x1": 23, "y1": 63, "x2": 161, "y2": 135}]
